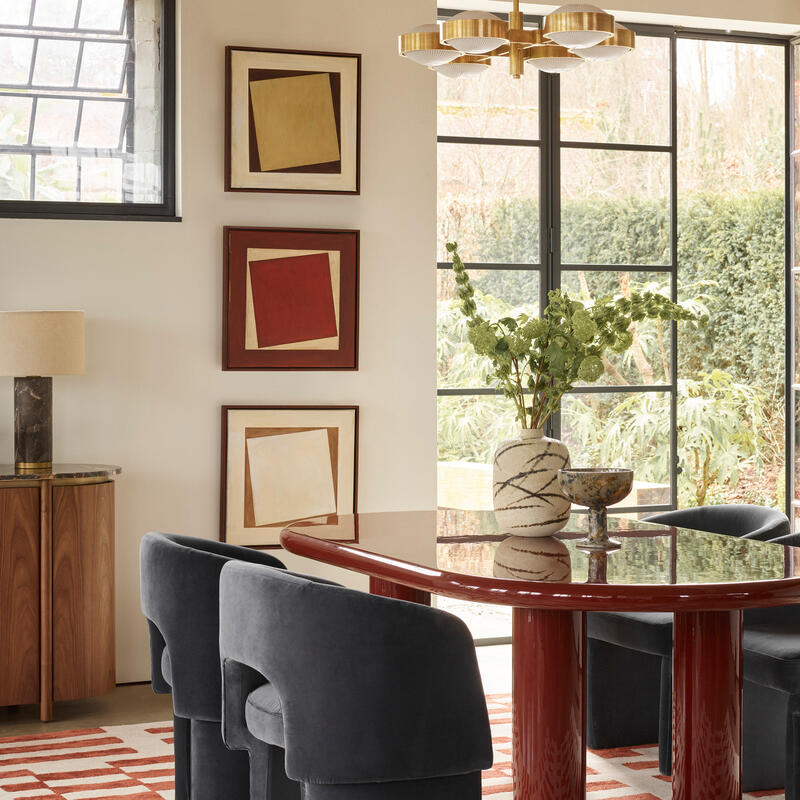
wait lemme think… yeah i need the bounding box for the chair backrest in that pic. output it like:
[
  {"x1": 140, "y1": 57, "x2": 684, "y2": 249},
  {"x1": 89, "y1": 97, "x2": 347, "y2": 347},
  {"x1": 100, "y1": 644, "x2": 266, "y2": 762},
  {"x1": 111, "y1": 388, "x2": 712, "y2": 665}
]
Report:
[
  {"x1": 139, "y1": 532, "x2": 285, "y2": 720},
  {"x1": 645, "y1": 504, "x2": 790, "y2": 541},
  {"x1": 219, "y1": 561, "x2": 493, "y2": 785}
]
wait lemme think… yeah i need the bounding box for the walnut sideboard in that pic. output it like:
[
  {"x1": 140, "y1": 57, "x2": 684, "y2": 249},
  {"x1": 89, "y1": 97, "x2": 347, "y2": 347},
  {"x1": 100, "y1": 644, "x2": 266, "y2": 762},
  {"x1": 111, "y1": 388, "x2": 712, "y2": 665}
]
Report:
[{"x1": 0, "y1": 464, "x2": 121, "y2": 722}]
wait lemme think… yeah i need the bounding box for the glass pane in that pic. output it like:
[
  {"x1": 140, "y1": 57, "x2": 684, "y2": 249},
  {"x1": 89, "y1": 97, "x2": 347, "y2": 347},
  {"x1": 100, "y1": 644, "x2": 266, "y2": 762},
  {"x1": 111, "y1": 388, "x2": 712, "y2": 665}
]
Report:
[
  {"x1": 437, "y1": 394, "x2": 520, "y2": 511},
  {"x1": 438, "y1": 268, "x2": 540, "y2": 389},
  {"x1": 438, "y1": 142, "x2": 539, "y2": 263},
  {"x1": 0, "y1": 0, "x2": 32, "y2": 26},
  {"x1": 31, "y1": 97, "x2": 78, "y2": 145},
  {"x1": 560, "y1": 148, "x2": 670, "y2": 265},
  {"x1": 796, "y1": 392, "x2": 800, "y2": 503},
  {"x1": 677, "y1": 39, "x2": 785, "y2": 194},
  {"x1": 0, "y1": 95, "x2": 32, "y2": 144},
  {"x1": 32, "y1": 39, "x2": 80, "y2": 87},
  {"x1": 34, "y1": 154, "x2": 77, "y2": 200},
  {"x1": 560, "y1": 35, "x2": 670, "y2": 145},
  {"x1": 0, "y1": 153, "x2": 30, "y2": 199},
  {"x1": 79, "y1": 41, "x2": 127, "y2": 89},
  {"x1": 33, "y1": 0, "x2": 79, "y2": 28},
  {"x1": 80, "y1": 156, "x2": 122, "y2": 201},
  {"x1": 0, "y1": 36, "x2": 34, "y2": 84},
  {"x1": 78, "y1": 99, "x2": 125, "y2": 148},
  {"x1": 437, "y1": 58, "x2": 538, "y2": 140},
  {"x1": 561, "y1": 391, "x2": 671, "y2": 501},
  {"x1": 796, "y1": 273, "x2": 800, "y2": 386},
  {"x1": 561, "y1": 270, "x2": 672, "y2": 385},
  {"x1": 677, "y1": 38, "x2": 785, "y2": 510},
  {"x1": 78, "y1": 0, "x2": 125, "y2": 31},
  {"x1": 795, "y1": 156, "x2": 799, "y2": 268}
]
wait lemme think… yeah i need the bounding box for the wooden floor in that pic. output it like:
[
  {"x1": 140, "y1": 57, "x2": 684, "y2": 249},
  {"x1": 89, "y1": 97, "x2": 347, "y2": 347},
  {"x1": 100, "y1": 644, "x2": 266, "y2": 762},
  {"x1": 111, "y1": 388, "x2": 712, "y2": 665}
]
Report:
[{"x1": 0, "y1": 683, "x2": 173, "y2": 736}]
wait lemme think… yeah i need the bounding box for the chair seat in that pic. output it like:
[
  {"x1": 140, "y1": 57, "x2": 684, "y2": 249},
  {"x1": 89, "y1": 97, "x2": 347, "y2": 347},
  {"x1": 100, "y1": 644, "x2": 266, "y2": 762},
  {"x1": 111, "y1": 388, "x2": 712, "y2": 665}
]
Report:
[
  {"x1": 588, "y1": 611, "x2": 673, "y2": 657},
  {"x1": 744, "y1": 625, "x2": 800, "y2": 694},
  {"x1": 245, "y1": 683, "x2": 286, "y2": 748},
  {"x1": 161, "y1": 649, "x2": 172, "y2": 686}
]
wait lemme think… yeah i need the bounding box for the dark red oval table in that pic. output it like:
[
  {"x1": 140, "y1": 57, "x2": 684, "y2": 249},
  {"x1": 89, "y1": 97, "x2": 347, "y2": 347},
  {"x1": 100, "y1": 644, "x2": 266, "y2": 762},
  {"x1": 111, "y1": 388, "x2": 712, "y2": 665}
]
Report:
[{"x1": 280, "y1": 509, "x2": 800, "y2": 800}]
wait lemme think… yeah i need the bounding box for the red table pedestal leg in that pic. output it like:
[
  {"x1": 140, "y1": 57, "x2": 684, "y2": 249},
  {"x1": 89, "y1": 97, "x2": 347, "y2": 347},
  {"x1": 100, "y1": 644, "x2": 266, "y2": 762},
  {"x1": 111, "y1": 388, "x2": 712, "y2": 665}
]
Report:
[
  {"x1": 673, "y1": 610, "x2": 743, "y2": 800},
  {"x1": 512, "y1": 607, "x2": 586, "y2": 800},
  {"x1": 369, "y1": 577, "x2": 431, "y2": 605}
]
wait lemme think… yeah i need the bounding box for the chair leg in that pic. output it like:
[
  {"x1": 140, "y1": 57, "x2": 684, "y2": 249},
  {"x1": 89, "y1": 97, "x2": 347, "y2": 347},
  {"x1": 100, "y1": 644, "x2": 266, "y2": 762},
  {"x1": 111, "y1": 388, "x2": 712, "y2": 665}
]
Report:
[
  {"x1": 786, "y1": 693, "x2": 800, "y2": 800},
  {"x1": 248, "y1": 741, "x2": 301, "y2": 800},
  {"x1": 172, "y1": 715, "x2": 190, "y2": 800},
  {"x1": 586, "y1": 638, "x2": 662, "y2": 750},
  {"x1": 184, "y1": 718, "x2": 251, "y2": 800},
  {"x1": 300, "y1": 771, "x2": 482, "y2": 799},
  {"x1": 658, "y1": 656, "x2": 672, "y2": 776},
  {"x1": 738, "y1": 679, "x2": 786, "y2": 793}
]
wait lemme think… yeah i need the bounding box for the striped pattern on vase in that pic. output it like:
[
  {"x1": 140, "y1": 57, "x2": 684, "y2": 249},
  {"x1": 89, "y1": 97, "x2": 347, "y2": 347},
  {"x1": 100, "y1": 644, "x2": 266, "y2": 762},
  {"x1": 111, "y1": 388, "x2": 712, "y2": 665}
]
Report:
[{"x1": 492, "y1": 428, "x2": 571, "y2": 536}]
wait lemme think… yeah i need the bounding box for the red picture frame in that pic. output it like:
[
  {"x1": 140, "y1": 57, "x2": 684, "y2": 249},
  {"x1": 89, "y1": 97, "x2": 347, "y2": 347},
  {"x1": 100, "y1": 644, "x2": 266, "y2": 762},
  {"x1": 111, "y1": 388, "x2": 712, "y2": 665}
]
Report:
[{"x1": 223, "y1": 226, "x2": 359, "y2": 370}]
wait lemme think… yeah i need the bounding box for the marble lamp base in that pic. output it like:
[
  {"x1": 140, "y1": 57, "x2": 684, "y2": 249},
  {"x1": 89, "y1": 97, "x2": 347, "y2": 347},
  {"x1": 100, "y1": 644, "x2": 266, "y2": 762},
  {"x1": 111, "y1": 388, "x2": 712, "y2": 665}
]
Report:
[{"x1": 14, "y1": 376, "x2": 53, "y2": 471}]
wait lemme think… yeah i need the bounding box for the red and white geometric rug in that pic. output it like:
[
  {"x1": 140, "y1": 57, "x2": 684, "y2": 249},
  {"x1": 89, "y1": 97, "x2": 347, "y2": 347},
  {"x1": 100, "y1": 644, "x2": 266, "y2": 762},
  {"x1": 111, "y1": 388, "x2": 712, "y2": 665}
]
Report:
[{"x1": 0, "y1": 696, "x2": 784, "y2": 799}]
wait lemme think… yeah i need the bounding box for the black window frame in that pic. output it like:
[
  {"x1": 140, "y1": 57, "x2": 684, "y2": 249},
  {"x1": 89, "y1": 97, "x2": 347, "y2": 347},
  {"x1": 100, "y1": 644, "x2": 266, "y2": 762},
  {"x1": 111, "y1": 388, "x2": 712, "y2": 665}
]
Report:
[
  {"x1": 437, "y1": 9, "x2": 794, "y2": 516},
  {"x1": 0, "y1": 0, "x2": 178, "y2": 222}
]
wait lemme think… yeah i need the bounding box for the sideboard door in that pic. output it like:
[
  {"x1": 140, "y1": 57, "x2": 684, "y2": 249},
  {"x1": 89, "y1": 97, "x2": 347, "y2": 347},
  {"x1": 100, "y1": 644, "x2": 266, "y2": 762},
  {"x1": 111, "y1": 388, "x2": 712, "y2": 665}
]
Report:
[
  {"x1": 0, "y1": 487, "x2": 40, "y2": 706},
  {"x1": 52, "y1": 481, "x2": 115, "y2": 702}
]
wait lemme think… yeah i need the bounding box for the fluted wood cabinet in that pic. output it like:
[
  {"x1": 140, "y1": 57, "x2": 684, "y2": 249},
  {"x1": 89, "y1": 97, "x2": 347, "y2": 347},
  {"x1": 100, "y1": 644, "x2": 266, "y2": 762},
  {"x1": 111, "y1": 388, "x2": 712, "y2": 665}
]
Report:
[{"x1": 0, "y1": 465, "x2": 120, "y2": 721}]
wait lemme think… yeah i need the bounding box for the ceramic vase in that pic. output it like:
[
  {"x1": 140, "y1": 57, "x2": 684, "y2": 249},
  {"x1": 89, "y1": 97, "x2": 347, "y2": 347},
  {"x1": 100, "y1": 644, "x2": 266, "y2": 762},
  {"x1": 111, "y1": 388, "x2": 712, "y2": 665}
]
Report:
[{"x1": 492, "y1": 428, "x2": 571, "y2": 537}]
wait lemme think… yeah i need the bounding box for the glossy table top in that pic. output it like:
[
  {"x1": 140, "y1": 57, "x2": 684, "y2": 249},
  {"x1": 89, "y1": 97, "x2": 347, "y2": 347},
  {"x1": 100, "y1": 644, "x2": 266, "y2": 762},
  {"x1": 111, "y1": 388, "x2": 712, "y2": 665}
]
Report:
[{"x1": 281, "y1": 510, "x2": 800, "y2": 611}]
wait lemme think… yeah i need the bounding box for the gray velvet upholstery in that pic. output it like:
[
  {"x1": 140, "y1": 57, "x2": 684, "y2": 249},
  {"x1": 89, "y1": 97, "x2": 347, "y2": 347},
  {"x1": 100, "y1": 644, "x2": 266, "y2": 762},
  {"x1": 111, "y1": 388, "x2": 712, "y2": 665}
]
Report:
[
  {"x1": 645, "y1": 504, "x2": 791, "y2": 541},
  {"x1": 586, "y1": 503, "x2": 792, "y2": 788},
  {"x1": 140, "y1": 532, "x2": 287, "y2": 800},
  {"x1": 220, "y1": 561, "x2": 493, "y2": 799}
]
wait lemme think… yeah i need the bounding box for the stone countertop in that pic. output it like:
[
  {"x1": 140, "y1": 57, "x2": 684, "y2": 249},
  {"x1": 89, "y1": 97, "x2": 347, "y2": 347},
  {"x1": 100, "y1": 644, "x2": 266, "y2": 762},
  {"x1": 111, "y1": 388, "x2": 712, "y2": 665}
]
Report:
[{"x1": 0, "y1": 464, "x2": 122, "y2": 481}]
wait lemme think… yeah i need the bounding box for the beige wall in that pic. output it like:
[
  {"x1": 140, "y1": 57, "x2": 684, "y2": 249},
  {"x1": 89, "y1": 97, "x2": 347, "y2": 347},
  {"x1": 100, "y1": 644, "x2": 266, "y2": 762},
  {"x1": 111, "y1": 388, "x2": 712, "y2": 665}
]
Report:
[{"x1": 0, "y1": 0, "x2": 438, "y2": 683}]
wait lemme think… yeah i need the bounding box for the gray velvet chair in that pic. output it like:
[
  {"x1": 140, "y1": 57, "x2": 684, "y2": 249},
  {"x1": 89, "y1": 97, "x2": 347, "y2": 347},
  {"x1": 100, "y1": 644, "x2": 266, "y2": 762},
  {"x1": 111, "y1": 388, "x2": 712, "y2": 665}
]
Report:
[
  {"x1": 586, "y1": 503, "x2": 791, "y2": 787},
  {"x1": 139, "y1": 532, "x2": 289, "y2": 800},
  {"x1": 220, "y1": 561, "x2": 493, "y2": 800}
]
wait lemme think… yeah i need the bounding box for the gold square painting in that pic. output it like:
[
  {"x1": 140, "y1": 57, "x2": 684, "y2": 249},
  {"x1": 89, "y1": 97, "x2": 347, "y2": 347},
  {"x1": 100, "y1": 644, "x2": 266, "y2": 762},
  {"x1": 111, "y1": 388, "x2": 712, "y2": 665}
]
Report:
[
  {"x1": 226, "y1": 47, "x2": 361, "y2": 194},
  {"x1": 221, "y1": 406, "x2": 358, "y2": 547}
]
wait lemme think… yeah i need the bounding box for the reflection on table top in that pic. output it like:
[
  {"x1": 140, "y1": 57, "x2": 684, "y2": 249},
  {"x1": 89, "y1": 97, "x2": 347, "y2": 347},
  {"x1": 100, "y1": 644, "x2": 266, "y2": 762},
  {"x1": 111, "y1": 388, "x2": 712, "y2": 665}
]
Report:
[{"x1": 282, "y1": 510, "x2": 800, "y2": 611}]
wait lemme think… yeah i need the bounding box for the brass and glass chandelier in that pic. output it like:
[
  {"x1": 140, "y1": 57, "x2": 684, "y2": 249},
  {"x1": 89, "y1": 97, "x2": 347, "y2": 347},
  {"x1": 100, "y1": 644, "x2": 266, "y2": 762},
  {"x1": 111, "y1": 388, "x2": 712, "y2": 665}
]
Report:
[{"x1": 398, "y1": 2, "x2": 635, "y2": 78}]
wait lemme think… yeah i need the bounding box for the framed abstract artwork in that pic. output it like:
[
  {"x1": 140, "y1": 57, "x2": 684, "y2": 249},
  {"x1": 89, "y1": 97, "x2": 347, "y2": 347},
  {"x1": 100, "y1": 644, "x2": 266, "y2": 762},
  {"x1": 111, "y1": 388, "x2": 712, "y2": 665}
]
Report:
[
  {"x1": 223, "y1": 226, "x2": 359, "y2": 370},
  {"x1": 220, "y1": 405, "x2": 358, "y2": 548},
  {"x1": 225, "y1": 46, "x2": 361, "y2": 194}
]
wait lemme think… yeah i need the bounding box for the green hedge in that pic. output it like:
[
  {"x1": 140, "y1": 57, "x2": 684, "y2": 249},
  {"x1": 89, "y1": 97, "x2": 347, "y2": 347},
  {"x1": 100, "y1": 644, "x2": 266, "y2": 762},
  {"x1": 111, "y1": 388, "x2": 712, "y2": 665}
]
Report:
[{"x1": 468, "y1": 189, "x2": 785, "y2": 391}]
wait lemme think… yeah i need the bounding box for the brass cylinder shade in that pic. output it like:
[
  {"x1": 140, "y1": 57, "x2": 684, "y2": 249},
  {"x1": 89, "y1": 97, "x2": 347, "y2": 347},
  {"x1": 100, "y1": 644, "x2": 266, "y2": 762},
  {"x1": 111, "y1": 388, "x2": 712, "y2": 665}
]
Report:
[
  {"x1": 544, "y1": 5, "x2": 615, "y2": 50},
  {"x1": 544, "y1": 9, "x2": 615, "y2": 37},
  {"x1": 441, "y1": 14, "x2": 509, "y2": 53},
  {"x1": 398, "y1": 25, "x2": 458, "y2": 66},
  {"x1": 594, "y1": 24, "x2": 635, "y2": 50}
]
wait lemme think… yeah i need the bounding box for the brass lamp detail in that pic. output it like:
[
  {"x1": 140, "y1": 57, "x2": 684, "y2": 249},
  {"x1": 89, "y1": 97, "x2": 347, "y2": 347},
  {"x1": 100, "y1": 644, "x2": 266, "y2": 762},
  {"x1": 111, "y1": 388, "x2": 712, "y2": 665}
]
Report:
[
  {"x1": 440, "y1": 11, "x2": 509, "y2": 55},
  {"x1": 543, "y1": 4, "x2": 615, "y2": 49},
  {"x1": 397, "y1": 0, "x2": 633, "y2": 79},
  {"x1": 398, "y1": 24, "x2": 458, "y2": 67},
  {"x1": 578, "y1": 23, "x2": 636, "y2": 60},
  {"x1": 433, "y1": 54, "x2": 491, "y2": 79}
]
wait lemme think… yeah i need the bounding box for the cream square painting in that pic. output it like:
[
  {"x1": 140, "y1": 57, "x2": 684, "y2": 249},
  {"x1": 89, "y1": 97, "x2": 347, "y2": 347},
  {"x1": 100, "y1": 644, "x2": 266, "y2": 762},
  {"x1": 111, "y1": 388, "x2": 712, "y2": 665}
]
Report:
[
  {"x1": 247, "y1": 429, "x2": 336, "y2": 526},
  {"x1": 222, "y1": 405, "x2": 358, "y2": 547}
]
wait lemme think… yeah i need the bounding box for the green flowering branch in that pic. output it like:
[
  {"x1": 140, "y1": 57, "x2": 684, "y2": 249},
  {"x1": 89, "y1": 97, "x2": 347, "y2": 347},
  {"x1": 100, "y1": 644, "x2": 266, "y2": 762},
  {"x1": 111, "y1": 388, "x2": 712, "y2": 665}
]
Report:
[{"x1": 446, "y1": 241, "x2": 705, "y2": 429}]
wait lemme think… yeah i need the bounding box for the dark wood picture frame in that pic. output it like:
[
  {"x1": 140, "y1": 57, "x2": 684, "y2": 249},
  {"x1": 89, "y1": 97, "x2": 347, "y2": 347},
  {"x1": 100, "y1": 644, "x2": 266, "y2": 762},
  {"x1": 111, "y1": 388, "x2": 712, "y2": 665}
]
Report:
[
  {"x1": 225, "y1": 46, "x2": 361, "y2": 195},
  {"x1": 223, "y1": 226, "x2": 359, "y2": 371},
  {"x1": 220, "y1": 405, "x2": 359, "y2": 549}
]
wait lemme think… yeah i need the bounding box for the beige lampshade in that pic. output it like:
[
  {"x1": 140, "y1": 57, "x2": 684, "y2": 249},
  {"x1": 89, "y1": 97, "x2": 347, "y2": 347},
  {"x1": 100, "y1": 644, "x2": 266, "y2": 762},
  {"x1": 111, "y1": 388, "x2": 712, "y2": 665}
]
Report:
[{"x1": 0, "y1": 311, "x2": 85, "y2": 376}]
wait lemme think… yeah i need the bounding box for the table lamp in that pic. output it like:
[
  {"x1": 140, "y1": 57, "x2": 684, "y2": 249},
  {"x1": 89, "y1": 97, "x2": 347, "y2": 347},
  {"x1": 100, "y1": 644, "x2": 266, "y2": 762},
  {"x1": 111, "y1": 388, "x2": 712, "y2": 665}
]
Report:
[{"x1": 0, "y1": 311, "x2": 86, "y2": 472}]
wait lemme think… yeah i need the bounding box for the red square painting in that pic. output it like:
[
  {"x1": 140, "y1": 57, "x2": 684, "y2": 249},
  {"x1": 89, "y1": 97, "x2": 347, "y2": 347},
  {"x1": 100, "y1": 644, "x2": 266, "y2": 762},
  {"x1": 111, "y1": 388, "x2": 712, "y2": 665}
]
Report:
[
  {"x1": 250, "y1": 253, "x2": 338, "y2": 347},
  {"x1": 224, "y1": 227, "x2": 359, "y2": 370}
]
